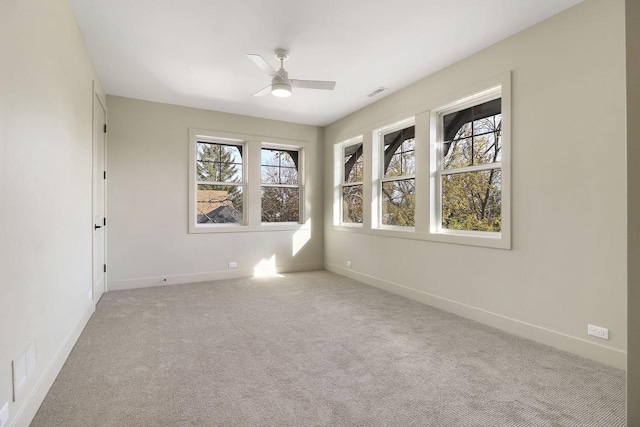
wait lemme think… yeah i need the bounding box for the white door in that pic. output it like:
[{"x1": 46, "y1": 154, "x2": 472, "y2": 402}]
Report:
[{"x1": 93, "y1": 93, "x2": 107, "y2": 303}]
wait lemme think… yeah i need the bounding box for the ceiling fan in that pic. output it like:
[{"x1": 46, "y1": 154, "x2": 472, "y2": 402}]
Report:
[{"x1": 247, "y1": 49, "x2": 336, "y2": 97}]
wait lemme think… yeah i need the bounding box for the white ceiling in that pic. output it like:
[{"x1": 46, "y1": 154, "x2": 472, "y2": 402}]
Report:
[{"x1": 69, "y1": 0, "x2": 582, "y2": 127}]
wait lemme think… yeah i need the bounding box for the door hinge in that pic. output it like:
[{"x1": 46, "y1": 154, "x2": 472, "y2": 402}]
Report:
[
  {"x1": 103, "y1": 124, "x2": 107, "y2": 133},
  {"x1": 103, "y1": 171, "x2": 106, "y2": 179},
  {"x1": 103, "y1": 264, "x2": 107, "y2": 273},
  {"x1": 103, "y1": 217, "x2": 106, "y2": 226}
]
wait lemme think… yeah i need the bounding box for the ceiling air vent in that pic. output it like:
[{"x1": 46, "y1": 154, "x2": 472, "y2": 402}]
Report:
[{"x1": 366, "y1": 87, "x2": 387, "y2": 97}]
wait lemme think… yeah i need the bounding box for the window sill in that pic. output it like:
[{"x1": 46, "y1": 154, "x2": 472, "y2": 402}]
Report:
[
  {"x1": 333, "y1": 224, "x2": 510, "y2": 249},
  {"x1": 190, "y1": 222, "x2": 309, "y2": 234},
  {"x1": 334, "y1": 223, "x2": 364, "y2": 232}
]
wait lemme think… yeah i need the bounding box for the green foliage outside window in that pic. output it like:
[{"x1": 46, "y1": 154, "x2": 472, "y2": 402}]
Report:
[
  {"x1": 382, "y1": 132, "x2": 415, "y2": 227},
  {"x1": 441, "y1": 104, "x2": 502, "y2": 232}
]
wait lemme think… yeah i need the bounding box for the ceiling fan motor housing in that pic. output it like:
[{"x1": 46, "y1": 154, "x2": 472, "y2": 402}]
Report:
[{"x1": 271, "y1": 75, "x2": 292, "y2": 97}]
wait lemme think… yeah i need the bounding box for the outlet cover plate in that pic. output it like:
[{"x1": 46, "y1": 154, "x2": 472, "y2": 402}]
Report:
[
  {"x1": 228, "y1": 261, "x2": 238, "y2": 268},
  {"x1": 587, "y1": 324, "x2": 609, "y2": 340}
]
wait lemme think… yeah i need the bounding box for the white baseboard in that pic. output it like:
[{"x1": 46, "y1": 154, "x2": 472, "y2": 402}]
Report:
[
  {"x1": 107, "y1": 262, "x2": 324, "y2": 291},
  {"x1": 325, "y1": 263, "x2": 627, "y2": 370},
  {"x1": 11, "y1": 301, "x2": 95, "y2": 427}
]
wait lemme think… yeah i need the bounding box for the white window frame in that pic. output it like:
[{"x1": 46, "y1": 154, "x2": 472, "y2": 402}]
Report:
[
  {"x1": 330, "y1": 73, "x2": 511, "y2": 250},
  {"x1": 192, "y1": 135, "x2": 247, "y2": 228},
  {"x1": 374, "y1": 117, "x2": 416, "y2": 231},
  {"x1": 427, "y1": 74, "x2": 511, "y2": 249},
  {"x1": 260, "y1": 143, "x2": 304, "y2": 224},
  {"x1": 189, "y1": 128, "x2": 309, "y2": 233},
  {"x1": 335, "y1": 137, "x2": 365, "y2": 227}
]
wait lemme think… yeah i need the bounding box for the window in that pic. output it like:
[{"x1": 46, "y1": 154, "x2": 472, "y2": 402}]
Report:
[
  {"x1": 189, "y1": 129, "x2": 308, "y2": 233},
  {"x1": 379, "y1": 123, "x2": 415, "y2": 227},
  {"x1": 341, "y1": 142, "x2": 364, "y2": 224},
  {"x1": 331, "y1": 74, "x2": 510, "y2": 248},
  {"x1": 431, "y1": 83, "x2": 509, "y2": 246},
  {"x1": 195, "y1": 140, "x2": 244, "y2": 224},
  {"x1": 261, "y1": 147, "x2": 301, "y2": 223}
]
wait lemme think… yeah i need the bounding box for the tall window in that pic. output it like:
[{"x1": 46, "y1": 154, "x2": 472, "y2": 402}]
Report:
[
  {"x1": 195, "y1": 141, "x2": 244, "y2": 224},
  {"x1": 437, "y1": 96, "x2": 502, "y2": 232},
  {"x1": 341, "y1": 142, "x2": 364, "y2": 224},
  {"x1": 380, "y1": 124, "x2": 415, "y2": 227},
  {"x1": 261, "y1": 147, "x2": 300, "y2": 222}
]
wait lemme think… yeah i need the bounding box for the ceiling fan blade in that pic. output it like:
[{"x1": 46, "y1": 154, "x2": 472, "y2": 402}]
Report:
[
  {"x1": 247, "y1": 54, "x2": 277, "y2": 76},
  {"x1": 252, "y1": 84, "x2": 272, "y2": 97},
  {"x1": 291, "y1": 79, "x2": 336, "y2": 90}
]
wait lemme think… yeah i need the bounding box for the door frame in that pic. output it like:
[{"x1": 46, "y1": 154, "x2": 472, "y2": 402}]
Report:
[{"x1": 92, "y1": 81, "x2": 108, "y2": 303}]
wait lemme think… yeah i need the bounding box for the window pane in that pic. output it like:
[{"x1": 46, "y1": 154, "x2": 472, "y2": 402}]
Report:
[
  {"x1": 261, "y1": 148, "x2": 279, "y2": 165},
  {"x1": 442, "y1": 169, "x2": 501, "y2": 232},
  {"x1": 261, "y1": 166, "x2": 280, "y2": 184},
  {"x1": 383, "y1": 126, "x2": 415, "y2": 178},
  {"x1": 473, "y1": 114, "x2": 500, "y2": 135},
  {"x1": 197, "y1": 142, "x2": 243, "y2": 182},
  {"x1": 385, "y1": 142, "x2": 415, "y2": 176},
  {"x1": 344, "y1": 143, "x2": 363, "y2": 183},
  {"x1": 197, "y1": 142, "x2": 217, "y2": 162},
  {"x1": 220, "y1": 144, "x2": 242, "y2": 164},
  {"x1": 278, "y1": 151, "x2": 296, "y2": 168},
  {"x1": 197, "y1": 184, "x2": 243, "y2": 224},
  {"x1": 472, "y1": 132, "x2": 501, "y2": 166},
  {"x1": 452, "y1": 122, "x2": 472, "y2": 140},
  {"x1": 261, "y1": 187, "x2": 299, "y2": 222},
  {"x1": 279, "y1": 167, "x2": 298, "y2": 185},
  {"x1": 444, "y1": 138, "x2": 472, "y2": 169},
  {"x1": 443, "y1": 99, "x2": 501, "y2": 170},
  {"x1": 342, "y1": 185, "x2": 363, "y2": 224},
  {"x1": 402, "y1": 139, "x2": 416, "y2": 175},
  {"x1": 261, "y1": 149, "x2": 299, "y2": 185},
  {"x1": 381, "y1": 179, "x2": 415, "y2": 226}
]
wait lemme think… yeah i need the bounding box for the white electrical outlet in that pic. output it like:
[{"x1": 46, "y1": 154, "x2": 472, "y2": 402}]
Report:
[
  {"x1": 228, "y1": 261, "x2": 238, "y2": 268},
  {"x1": 0, "y1": 402, "x2": 9, "y2": 427},
  {"x1": 346, "y1": 261, "x2": 352, "y2": 268},
  {"x1": 587, "y1": 324, "x2": 609, "y2": 340},
  {"x1": 87, "y1": 290, "x2": 93, "y2": 301}
]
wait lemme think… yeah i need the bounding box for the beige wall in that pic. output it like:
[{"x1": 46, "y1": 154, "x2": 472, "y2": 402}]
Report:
[
  {"x1": 627, "y1": 0, "x2": 640, "y2": 422},
  {"x1": 0, "y1": 0, "x2": 632, "y2": 424},
  {"x1": 105, "y1": 96, "x2": 324, "y2": 290},
  {"x1": 0, "y1": 0, "x2": 102, "y2": 425},
  {"x1": 323, "y1": 0, "x2": 627, "y2": 368}
]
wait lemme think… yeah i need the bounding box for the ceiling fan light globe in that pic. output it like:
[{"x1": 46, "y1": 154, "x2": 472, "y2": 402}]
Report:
[{"x1": 271, "y1": 82, "x2": 292, "y2": 97}]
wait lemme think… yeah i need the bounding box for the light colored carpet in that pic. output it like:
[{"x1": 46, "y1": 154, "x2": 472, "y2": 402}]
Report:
[{"x1": 31, "y1": 270, "x2": 626, "y2": 426}]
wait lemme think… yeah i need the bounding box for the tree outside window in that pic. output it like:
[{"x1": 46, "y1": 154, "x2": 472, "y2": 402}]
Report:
[
  {"x1": 440, "y1": 98, "x2": 502, "y2": 232},
  {"x1": 196, "y1": 142, "x2": 244, "y2": 224},
  {"x1": 261, "y1": 148, "x2": 300, "y2": 222},
  {"x1": 342, "y1": 143, "x2": 364, "y2": 224},
  {"x1": 381, "y1": 125, "x2": 415, "y2": 227}
]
